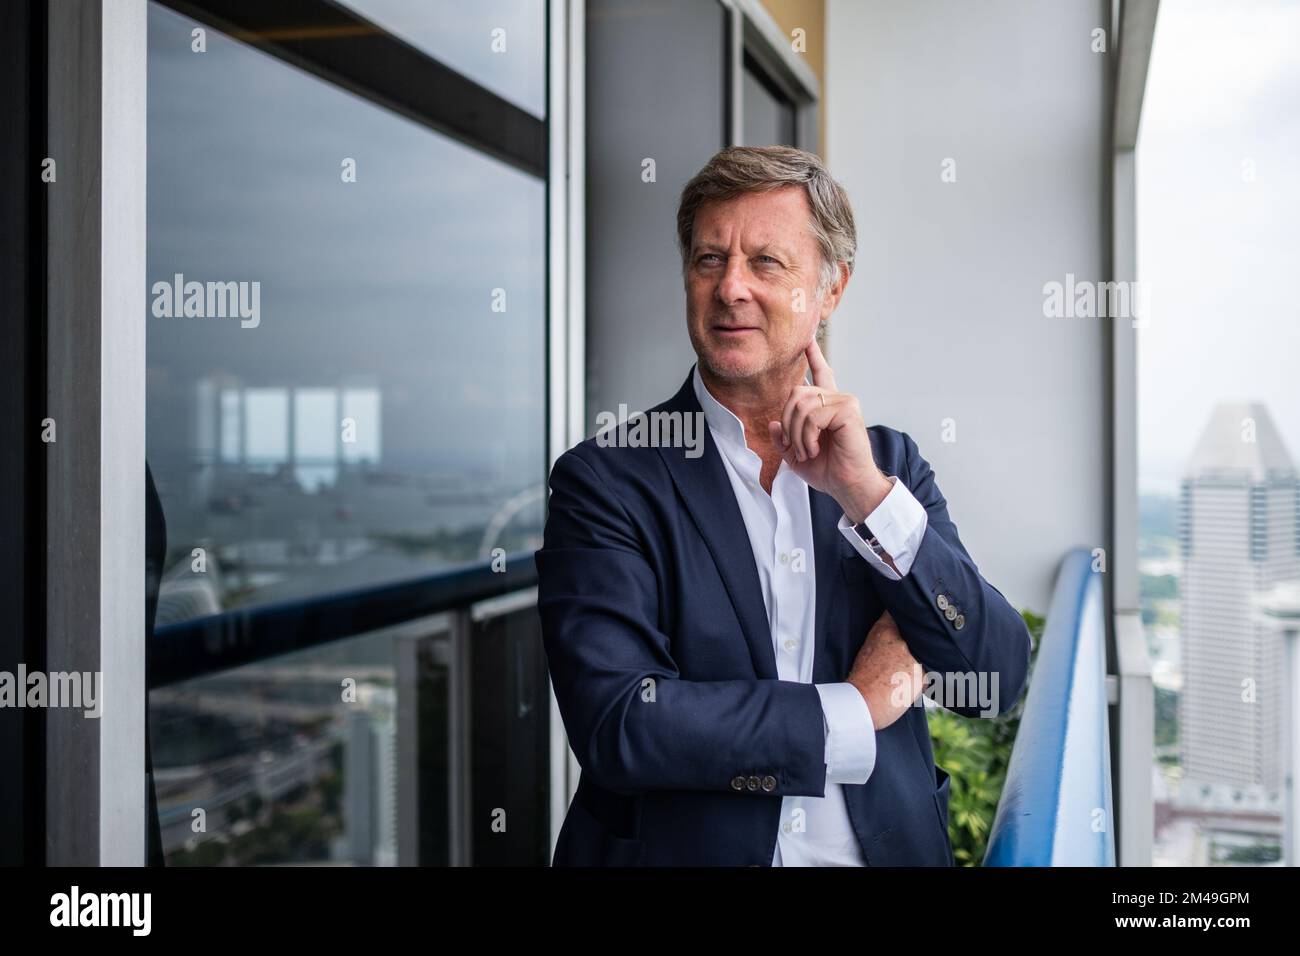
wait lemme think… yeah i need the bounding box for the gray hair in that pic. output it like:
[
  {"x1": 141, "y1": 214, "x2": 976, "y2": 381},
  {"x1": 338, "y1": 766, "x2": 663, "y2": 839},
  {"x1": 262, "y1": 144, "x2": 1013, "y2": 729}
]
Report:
[{"x1": 675, "y1": 145, "x2": 857, "y2": 302}]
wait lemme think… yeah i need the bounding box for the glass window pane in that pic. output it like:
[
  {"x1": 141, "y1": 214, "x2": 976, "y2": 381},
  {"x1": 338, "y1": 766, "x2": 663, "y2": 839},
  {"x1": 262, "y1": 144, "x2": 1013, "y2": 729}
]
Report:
[
  {"x1": 146, "y1": 1, "x2": 547, "y2": 622},
  {"x1": 743, "y1": 61, "x2": 796, "y2": 147},
  {"x1": 1137, "y1": 0, "x2": 1298, "y2": 866},
  {"x1": 151, "y1": 630, "x2": 422, "y2": 865},
  {"x1": 470, "y1": 605, "x2": 551, "y2": 864}
]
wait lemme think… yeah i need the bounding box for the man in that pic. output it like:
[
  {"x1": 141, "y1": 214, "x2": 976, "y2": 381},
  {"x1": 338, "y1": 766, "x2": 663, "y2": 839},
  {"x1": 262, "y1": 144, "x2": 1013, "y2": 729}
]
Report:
[{"x1": 537, "y1": 145, "x2": 1032, "y2": 866}]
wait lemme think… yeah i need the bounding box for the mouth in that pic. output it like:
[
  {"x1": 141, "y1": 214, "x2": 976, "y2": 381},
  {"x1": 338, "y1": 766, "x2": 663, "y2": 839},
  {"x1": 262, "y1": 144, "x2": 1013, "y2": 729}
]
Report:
[{"x1": 711, "y1": 325, "x2": 761, "y2": 336}]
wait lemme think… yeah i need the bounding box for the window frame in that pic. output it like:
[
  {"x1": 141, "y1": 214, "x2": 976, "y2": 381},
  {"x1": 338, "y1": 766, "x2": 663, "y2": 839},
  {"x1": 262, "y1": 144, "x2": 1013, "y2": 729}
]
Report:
[
  {"x1": 722, "y1": 0, "x2": 820, "y2": 150},
  {"x1": 1111, "y1": 0, "x2": 1159, "y2": 869},
  {"x1": 43, "y1": 0, "x2": 581, "y2": 865}
]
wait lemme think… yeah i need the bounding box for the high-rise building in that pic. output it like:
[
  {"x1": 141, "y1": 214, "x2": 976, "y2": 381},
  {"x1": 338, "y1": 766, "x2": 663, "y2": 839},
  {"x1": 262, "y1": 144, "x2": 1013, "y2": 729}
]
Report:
[
  {"x1": 341, "y1": 685, "x2": 398, "y2": 866},
  {"x1": 1179, "y1": 402, "x2": 1299, "y2": 792}
]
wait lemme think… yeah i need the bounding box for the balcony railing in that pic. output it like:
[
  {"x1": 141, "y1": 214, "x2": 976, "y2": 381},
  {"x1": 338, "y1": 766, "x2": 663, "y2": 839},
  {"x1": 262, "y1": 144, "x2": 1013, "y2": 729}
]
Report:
[
  {"x1": 147, "y1": 552, "x2": 546, "y2": 866},
  {"x1": 150, "y1": 551, "x2": 538, "y2": 687},
  {"x1": 984, "y1": 547, "x2": 1116, "y2": 866}
]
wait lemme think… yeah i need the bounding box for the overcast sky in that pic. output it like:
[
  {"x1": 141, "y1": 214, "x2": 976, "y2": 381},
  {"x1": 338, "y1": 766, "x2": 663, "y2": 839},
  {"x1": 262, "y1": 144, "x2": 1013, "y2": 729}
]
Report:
[{"x1": 1137, "y1": 0, "x2": 1300, "y2": 495}]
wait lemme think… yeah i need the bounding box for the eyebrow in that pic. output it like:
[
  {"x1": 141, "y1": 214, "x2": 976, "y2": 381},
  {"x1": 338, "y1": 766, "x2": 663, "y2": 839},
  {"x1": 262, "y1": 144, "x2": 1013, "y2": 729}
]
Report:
[{"x1": 692, "y1": 241, "x2": 794, "y2": 260}]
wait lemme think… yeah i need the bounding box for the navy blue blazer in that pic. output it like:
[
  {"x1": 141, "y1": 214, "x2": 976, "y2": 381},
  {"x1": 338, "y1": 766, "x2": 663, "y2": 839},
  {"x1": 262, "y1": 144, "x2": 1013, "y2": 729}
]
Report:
[{"x1": 536, "y1": 368, "x2": 1032, "y2": 866}]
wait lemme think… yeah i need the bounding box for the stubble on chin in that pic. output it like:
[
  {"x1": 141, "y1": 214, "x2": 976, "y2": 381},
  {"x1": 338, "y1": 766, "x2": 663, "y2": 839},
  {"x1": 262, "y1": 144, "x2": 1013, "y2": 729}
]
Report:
[
  {"x1": 697, "y1": 334, "x2": 818, "y2": 390},
  {"x1": 696, "y1": 346, "x2": 766, "y2": 385}
]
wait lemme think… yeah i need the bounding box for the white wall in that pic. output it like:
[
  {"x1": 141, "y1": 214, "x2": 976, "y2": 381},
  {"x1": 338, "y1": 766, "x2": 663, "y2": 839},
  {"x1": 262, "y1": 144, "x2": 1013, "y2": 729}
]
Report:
[{"x1": 826, "y1": 0, "x2": 1112, "y2": 615}]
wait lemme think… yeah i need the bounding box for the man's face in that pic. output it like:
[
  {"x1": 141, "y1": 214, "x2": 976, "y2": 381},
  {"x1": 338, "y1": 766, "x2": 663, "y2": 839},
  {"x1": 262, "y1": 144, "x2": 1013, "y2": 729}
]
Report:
[{"x1": 685, "y1": 185, "x2": 842, "y2": 384}]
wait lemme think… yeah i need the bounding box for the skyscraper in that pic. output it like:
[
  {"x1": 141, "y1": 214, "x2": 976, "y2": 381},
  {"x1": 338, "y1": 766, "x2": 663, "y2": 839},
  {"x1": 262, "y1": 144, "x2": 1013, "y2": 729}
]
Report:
[{"x1": 1179, "y1": 402, "x2": 1299, "y2": 793}]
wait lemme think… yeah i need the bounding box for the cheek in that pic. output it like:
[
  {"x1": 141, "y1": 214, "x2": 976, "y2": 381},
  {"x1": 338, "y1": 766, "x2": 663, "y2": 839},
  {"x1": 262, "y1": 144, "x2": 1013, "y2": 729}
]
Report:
[
  {"x1": 766, "y1": 301, "x2": 819, "y2": 349},
  {"x1": 759, "y1": 289, "x2": 802, "y2": 329},
  {"x1": 686, "y1": 282, "x2": 712, "y2": 316}
]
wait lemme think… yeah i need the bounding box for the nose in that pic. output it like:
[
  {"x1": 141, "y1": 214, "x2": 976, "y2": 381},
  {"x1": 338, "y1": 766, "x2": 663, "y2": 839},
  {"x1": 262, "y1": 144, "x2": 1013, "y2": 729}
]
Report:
[{"x1": 715, "y1": 255, "x2": 752, "y2": 307}]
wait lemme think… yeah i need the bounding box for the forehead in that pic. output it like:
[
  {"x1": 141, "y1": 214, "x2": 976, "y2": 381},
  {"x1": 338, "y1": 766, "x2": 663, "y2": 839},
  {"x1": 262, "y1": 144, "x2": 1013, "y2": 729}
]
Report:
[{"x1": 692, "y1": 185, "x2": 815, "y2": 253}]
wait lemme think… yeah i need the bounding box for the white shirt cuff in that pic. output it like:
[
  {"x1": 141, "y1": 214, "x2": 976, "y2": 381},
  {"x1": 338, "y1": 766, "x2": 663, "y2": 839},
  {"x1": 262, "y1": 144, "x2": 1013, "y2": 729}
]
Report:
[
  {"x1": 837, "y1": 475, "x2": 929, "y2": 579},
  {"x1": 815, "y1": 682, "x2": 877, "y2": 785}
]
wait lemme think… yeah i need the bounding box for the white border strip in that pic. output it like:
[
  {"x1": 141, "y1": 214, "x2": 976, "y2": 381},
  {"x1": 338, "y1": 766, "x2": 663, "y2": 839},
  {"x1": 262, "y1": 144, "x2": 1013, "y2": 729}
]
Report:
[
  {"x1": 547, "y1": 0, "x2": 586, "y2": 856},
  {"x1": 99, "y1": 0, "x2": 148, "y2": 865}
]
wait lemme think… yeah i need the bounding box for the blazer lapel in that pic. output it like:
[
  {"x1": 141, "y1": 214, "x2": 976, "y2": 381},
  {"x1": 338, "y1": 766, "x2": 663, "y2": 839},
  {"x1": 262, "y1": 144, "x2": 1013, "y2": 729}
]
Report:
[
  {"x1": 654, "y1": 369, "x2": 777, "y2": 680},
  {"x1": 810, "y1": 487, "x2": 845, "y2": 685}
]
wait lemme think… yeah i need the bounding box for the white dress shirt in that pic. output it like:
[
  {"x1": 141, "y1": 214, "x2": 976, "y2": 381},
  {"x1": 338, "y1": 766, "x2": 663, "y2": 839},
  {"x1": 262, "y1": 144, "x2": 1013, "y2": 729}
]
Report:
[{"x1": 691, "y1": 367, "x2": 928, "y2": 866}]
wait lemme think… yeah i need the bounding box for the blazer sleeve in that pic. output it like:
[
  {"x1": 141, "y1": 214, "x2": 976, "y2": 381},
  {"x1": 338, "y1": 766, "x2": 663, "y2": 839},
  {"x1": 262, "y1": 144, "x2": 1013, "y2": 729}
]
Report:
[
  {"x1": 868, "y1": 431, "x2": 1033, "y2": 718},
  {"x1": 536, "y1": 448, "x2": 829, "y2": 798}
]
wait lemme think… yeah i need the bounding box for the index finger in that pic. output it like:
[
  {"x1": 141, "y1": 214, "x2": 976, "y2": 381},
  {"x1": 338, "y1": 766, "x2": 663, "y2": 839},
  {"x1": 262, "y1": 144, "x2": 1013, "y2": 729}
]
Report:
[{"x1": 805, "y1": 336, "x2": 838, "y2": 391}]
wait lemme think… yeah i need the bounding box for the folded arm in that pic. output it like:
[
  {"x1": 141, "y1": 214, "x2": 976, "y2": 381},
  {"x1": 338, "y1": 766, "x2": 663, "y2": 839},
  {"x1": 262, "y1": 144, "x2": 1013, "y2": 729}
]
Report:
[{"x1": 840, "y1": 431, "x2": 1033, "y2": 718}]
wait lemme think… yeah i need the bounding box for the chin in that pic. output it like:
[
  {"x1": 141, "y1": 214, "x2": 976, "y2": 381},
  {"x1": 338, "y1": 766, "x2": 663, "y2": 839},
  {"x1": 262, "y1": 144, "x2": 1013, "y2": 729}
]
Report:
[{"x1": 699, "y1": 347, "x2": 768, "y2": 382}]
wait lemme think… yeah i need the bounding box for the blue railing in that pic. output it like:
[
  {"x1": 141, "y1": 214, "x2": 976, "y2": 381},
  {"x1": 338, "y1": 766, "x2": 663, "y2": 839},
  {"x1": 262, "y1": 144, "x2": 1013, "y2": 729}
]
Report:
[{"x1": 984, "y1": 547, "x2": 1115, "y2": 866}]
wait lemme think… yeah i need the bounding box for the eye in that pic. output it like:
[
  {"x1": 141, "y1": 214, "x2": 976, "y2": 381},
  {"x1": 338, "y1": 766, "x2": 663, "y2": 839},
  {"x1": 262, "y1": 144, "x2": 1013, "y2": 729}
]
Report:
[
  {"x1": 755, "y1": 255, "x2": 780, "y2": 266},
  {"x1": 698, "y1": 253, "x2": 723, "y2": 265}
]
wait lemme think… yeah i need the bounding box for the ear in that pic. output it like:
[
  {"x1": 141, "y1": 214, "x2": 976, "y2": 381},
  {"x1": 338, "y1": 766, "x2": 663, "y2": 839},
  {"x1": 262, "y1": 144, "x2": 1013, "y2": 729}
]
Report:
[{"x1": 819, "y1": 261, "x2": 851, "y2": 320}]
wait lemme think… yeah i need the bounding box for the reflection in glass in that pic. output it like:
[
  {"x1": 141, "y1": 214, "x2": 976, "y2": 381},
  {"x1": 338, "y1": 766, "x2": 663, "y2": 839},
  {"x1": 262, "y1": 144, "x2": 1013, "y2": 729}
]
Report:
[
  {"x1": 339, "y1": 0, "x2": 546, "y2": 117},
  {"x1": 146, "y1": 2, "x2": 546, "y2": 625},
  {"x1": 151, "y1": 631, "x2": 409, "y2": 865}
]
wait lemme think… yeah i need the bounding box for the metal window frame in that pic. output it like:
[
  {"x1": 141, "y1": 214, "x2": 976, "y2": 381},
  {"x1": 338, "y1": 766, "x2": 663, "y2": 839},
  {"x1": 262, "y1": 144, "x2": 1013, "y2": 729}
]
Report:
[
  {"x1": 395, "y1": 588, "x2": 549, "y2": 867},
  {"x1": 547, "y1": 0, "x2": 585, "y2": 852},
  {"x1": 44, "y1": 0, "x2": 149, "y2": 866},
  {"x1": 721, "y1": 0, "x2": 821, "y2": 149},
  {"x1": 1110, "y1": 0, "x2": 1160, "y2": 868}
]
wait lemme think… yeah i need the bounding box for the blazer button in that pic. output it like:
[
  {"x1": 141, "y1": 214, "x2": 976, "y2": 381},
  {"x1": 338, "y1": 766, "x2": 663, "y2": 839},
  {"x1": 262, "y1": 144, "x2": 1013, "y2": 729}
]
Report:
[
  {"x1": 937, "y1": 593, "x2": 950, "y2": 610},
  {"x1": 761, "y1": 775, "x2": 777, "y2": 792},
  {"x1": 746, "y1": 775, "x2": 761, "y2": 791},
  {"x1": 954, "y1": 614, "x2": 965, "y2": 630},
  {"x1": 944, "y1": 606, "x2": 958, "y2": 621},
  {"x1": 731, "y1": 775, "x2": 746, "y2": 791}
]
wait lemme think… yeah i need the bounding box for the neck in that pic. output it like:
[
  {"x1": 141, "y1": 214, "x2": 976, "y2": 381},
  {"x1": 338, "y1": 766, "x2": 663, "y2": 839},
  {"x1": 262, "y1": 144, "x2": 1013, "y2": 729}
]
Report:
[{"x1": 699, "y1": 359, "x2": 807, "y2": 460}]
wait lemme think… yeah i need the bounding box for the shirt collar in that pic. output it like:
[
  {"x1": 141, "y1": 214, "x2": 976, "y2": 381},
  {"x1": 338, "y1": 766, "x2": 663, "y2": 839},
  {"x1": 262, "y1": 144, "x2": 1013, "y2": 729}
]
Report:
[{"x1": 692, "y1": 364, "x2": 749, "y2": 452}]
